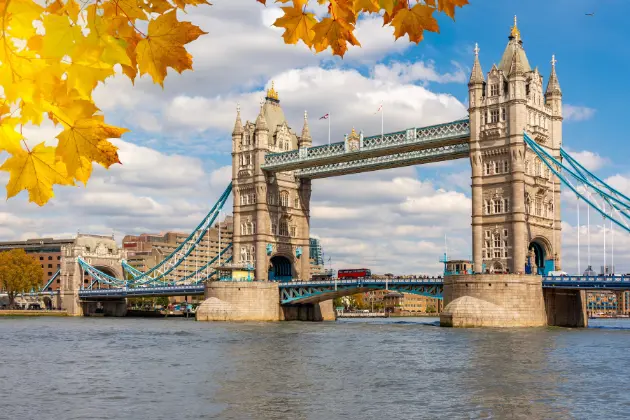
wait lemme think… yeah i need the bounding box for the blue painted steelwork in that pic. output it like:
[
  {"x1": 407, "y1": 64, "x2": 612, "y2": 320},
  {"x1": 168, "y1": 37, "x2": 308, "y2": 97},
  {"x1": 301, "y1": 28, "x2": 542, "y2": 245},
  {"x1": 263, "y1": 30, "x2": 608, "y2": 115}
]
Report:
[
  {"x1": 78, "y1": 285, "x2": 205, "y2": 300},
  {"x1": 278, "y1": 278, "x2": 444, "y2": 304},
  {"x1": 39, "y1": 269, "x2": 60, "y2": 292},
  {"x1": 542, "y1": 275, "x2": 630, "y2": 289},
  {"x1": 294, "y1": 143, "x2": 470, "y2": 179},
  {"x1": 523, "y1": 133, "x2": 630, "y2": 233},
  {"x1": 262, "y1": 119, "x2": 470, "y2": 174}
]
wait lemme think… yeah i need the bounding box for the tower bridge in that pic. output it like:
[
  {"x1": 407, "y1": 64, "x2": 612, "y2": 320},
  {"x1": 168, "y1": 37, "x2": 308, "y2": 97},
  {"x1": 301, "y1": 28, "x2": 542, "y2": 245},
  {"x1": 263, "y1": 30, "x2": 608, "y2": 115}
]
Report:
[{"x1": 49, "y1": 18, "x2": 630, "y2": 327}]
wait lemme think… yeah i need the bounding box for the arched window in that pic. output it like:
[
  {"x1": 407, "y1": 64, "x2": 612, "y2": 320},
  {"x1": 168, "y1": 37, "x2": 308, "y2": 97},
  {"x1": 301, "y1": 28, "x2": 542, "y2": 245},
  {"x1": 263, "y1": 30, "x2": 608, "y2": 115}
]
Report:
[
  {"x1": 485, "y1": 200, "x2": 491, "y2": 215},
  {"x1": 240, "y1": 247, "x2": 247, "y2": 262},
  {"x1": 485, "y1": 162, "x2": 491, "y2": 175},
  {"x1": 241, "y1": 223, "x2": 246, "y2": 235},
  {"x1": 279, "y1": 219, "x2": 289, "y2": 236},
  {"x1": 252, "y1": 222, "x2": 256, "y2": 234},
  {"x1": 526, "y1": 196, "x2": 532, "y2": 214},
  {"x1": 503, "y1": 161, "x2": 509, "y2": 173},
  {"x1": 535, "y1": 198, "x2": 542, "y2": 216},
  {"x1": 280, "y1": 191, "x2": 289, "y2": 207},
  {"x1": 290, "y1": 225, "x2": 297, "y2": 237},
  {"x1": 525, "y1": 160, "x2": 530, "y2": 174},
  {"x1": 493, "y1": 161, "x2": 499, "y2": 174},
  {"x1": 494, "y1": 199, "x2": 501, "y2": 214}
]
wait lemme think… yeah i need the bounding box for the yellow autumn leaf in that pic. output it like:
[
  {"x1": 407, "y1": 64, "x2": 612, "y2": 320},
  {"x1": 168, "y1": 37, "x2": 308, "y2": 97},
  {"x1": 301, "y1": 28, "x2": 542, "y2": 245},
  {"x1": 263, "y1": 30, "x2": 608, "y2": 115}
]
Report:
[
  {"x1": 354, "y1": 0, "x2": 379, "y2": 14},
  {"x1": 41, "y1": 13, "x2": 83, "y2": 58},
  {"x1": 0, "y1": 120, "x2": 24, "y2": 155},
  {"x1": 53, "y1": 104, "x2": 127, "y2": 183},
  {"x1": 437, "y1": 0, "x2": 468, "y2": 19},
  {"x1": 136, "y1": 10, "x2": 206, "y2": 86},
  {"x1": 273, "y1": 5, "x2": 317, "y2": 47},
  {"x1": 5, "y1": 0, "x2": 44, "y2": 38},
  {"x1": 391, "y1": 3, "x2": 439, "y2": 44},
  {"x1": 313, "y1": 16, "x2": 360, "y2": 56},
  {"x1": 0, "y1": 143, "x2": 74, "y2": 206}
]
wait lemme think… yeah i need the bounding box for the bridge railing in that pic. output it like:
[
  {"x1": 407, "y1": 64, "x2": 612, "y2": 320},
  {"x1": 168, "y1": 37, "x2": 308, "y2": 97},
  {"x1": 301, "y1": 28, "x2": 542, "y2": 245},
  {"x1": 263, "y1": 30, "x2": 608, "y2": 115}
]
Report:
[
  {"x1": 543, "y1": 275, "x2": 630, "y2": 283},
  {"x1": 278, "y1": 277, "x2": 444, "y2": 287},
  {"x1": 262, "y1": 119, "x2": 470, "y2": 169}
]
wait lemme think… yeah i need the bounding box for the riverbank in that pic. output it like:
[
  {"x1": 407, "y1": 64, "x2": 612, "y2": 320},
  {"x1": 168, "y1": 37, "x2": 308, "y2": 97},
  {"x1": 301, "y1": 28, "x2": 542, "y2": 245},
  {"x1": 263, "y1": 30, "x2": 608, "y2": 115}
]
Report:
[{"x1": 0, "y1": 310, "x2": 68, "y2": 317}]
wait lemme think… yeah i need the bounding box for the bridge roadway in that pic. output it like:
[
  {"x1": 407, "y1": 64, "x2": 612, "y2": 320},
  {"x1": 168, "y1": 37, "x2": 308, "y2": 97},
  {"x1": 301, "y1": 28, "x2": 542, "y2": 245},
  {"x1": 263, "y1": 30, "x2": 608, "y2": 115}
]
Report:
[
  {"x1": 261, "y1": 119, "x2": 470, "y2": 178},
  {"x1": 76, "y1": 275, "x2": 630, "y2": 304}
]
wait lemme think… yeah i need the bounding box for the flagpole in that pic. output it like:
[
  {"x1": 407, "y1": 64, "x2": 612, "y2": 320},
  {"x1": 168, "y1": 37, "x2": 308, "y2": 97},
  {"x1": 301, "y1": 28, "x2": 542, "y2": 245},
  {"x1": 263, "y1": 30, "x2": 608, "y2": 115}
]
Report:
[
  {"x1": 381, "y1": 104, "x2": 384, "y2": 139},
  {"x1": 328, "y1": 112, "x2": 331, "y2": 145}
]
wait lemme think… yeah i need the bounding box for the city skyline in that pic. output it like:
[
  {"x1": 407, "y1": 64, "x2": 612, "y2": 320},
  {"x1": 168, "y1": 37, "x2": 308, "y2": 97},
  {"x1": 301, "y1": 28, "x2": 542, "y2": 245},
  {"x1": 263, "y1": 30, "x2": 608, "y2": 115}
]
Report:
[{"x1": 1, "y1": 0, "x2": 628, "y2": 275}]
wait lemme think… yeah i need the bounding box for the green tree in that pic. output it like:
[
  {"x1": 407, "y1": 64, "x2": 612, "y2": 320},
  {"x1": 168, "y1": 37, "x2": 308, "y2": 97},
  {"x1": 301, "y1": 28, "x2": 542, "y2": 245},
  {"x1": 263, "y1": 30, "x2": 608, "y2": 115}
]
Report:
[
  {"x1": 0, "y1": 249, "x2": 43, "y2": 308},
  {"x1": 426, "y1": 305, "x2": 436, "y2": 313}
]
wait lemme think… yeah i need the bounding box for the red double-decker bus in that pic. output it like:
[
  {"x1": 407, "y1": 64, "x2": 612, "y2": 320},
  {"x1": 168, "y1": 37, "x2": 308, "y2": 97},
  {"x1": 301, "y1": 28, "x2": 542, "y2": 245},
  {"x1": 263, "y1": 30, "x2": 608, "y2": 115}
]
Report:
[{"x1": 337, "y1": 269, "x2": 372, "y2": 279}]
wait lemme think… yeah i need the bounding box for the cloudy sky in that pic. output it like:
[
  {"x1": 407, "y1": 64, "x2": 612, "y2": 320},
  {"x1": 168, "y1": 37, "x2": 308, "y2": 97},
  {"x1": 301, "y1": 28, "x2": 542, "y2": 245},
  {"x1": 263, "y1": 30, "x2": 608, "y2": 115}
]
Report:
[{"x1": 2, "y1": 0, "x2": 629, "y2": 275}]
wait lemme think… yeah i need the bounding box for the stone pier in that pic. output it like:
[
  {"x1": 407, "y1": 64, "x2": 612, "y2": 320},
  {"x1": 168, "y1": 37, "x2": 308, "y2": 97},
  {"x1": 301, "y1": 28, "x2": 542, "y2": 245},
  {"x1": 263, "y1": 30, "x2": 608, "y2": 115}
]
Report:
[
  {"x1": 440, "y1": 274, "x2": 547, "y2": 327},
  {"x1": 196, "y1": 281, "x2": 335, "y2": 322},
  {"x1": 543, "y1": 288, "x2": 588, "y2": 327}
]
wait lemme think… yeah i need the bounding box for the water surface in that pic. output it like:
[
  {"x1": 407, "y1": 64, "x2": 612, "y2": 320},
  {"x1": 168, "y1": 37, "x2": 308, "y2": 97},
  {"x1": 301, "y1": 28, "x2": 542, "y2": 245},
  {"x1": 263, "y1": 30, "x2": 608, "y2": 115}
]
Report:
[{"x1": 1, "y1": 317, "x2": 629, "y2": 419}]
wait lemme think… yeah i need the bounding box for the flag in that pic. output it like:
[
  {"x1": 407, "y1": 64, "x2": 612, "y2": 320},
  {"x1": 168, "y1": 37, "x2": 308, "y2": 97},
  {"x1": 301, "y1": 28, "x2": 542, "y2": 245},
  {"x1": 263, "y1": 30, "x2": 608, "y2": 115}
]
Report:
[
  {"x1": 319, "y1": 113, "x2": 329, "y2": 120},
  {"x1": 374, "y1": 104, "x2": 382, "y2": 114}
]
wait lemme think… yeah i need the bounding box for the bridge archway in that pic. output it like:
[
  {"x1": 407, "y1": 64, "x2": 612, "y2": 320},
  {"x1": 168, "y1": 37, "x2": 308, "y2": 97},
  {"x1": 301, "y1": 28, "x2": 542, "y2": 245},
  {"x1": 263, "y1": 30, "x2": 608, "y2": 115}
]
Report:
[
  {"x1": 528, "y1": 237, "x2": 552, "y2": 275},
  {"x1": 269, "y1": 255, "x2": 293, "y2": 282},
  {"x1": 87, "y1": 265, "x2": 121, "y2": 289}
]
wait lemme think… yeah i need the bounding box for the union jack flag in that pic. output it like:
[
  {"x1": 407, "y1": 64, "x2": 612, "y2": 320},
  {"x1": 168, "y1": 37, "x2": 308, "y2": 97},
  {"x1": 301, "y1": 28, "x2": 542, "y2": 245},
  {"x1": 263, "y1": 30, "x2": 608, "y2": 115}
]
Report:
[{"x1": 319, "y1": 113, "x2": 329, "y2": 120}]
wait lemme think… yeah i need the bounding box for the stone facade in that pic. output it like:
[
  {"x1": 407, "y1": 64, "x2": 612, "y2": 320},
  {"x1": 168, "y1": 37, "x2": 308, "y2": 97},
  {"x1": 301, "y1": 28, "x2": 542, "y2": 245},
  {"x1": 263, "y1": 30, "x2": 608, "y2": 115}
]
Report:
[
  {"x1": 231, "y1": 85, "x2": 311, "y2": 281},
  {"x1": 468, "y1": 17, "x2": 562, "y2": 275},
  {"x1": 59, "y1": 234, "x2": 125, "y2": 316},
  {"x1": 440, "y1": 274, "x2": 547, "y2": 327}
]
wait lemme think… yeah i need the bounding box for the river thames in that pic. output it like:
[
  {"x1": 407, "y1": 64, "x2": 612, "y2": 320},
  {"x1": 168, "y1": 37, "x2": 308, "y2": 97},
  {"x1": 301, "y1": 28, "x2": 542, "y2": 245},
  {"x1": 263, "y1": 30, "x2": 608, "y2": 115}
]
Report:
[{"x1": 1, "y1": 317, "x2": 629, "y2": 419}]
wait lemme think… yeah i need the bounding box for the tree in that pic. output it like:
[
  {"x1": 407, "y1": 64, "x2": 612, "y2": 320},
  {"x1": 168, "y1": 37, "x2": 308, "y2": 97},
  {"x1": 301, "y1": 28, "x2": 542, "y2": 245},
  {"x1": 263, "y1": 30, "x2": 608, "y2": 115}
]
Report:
[
  {"x1": 0, "y1": 249, "x2": 44, "y2": 307},
  {"x1": 0, "y1": 0, "x2": 469, "y2": 206}
]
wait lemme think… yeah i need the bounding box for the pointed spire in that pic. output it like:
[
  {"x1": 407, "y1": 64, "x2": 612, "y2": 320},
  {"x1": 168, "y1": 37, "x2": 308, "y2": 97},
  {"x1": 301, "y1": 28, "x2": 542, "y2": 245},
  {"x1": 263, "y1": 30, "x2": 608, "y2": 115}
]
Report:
[
  {"x1": 509, "y1": 48, "x2": 524, "y2": 76},
  {"x1": 255, "y1": 99, "x2": 268, "y2": 131},
  {"x1": 510, "y1": 15, "x2": 521, "y2": 42},
  {"x1": 232, "y1": 103, "x2": 243, "y2": 135},
  {"x1": 545, "y1": 54, "x2": 561, "y2": 95},
  {"x1": 300, "y1": 110, "x2": 311, "y2": 143},
  {"x1": 469, "y1": 42, "x2": 484, "y2": 85}
]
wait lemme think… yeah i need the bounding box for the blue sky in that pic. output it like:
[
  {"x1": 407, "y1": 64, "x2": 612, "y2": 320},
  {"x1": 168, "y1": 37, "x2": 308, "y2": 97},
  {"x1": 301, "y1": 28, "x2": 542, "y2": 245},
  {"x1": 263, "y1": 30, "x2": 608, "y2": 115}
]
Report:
[{"x1": 1, "y1": 0, "x2": 629, "y2": 275}]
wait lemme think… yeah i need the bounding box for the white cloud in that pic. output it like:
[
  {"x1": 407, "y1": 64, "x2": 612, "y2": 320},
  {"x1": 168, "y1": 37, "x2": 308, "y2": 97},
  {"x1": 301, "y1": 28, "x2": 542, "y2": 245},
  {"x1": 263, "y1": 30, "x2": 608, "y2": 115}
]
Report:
[
  {"x1": 372, "y1": 60, "x2": 467, "y2": 84},
  {"x1": 563, "y1": 105, "x2": 596, "y2": 122},
  {"x1": 563, "y1": 149, "x2": 608, "y2": 171}
]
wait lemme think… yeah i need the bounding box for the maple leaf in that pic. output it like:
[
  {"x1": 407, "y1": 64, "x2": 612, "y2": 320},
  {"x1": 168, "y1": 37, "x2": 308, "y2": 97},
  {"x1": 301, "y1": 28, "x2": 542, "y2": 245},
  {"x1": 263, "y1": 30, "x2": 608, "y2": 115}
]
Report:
[
  {"x1": 383, "y1": 0, "x2": 407, "y2": 25},
  {"x1": 437, "y1": 0, "x2": 468, "y2": 19},
  {"x1": 40, "y1": 14, "x2": 83, "y2": 58},
  {"x1": 0, "y1": 143, "x2": 74, "y2": 206},
  {"x1": 172, "y1": 0, "x2": 211, "y2": 10},
  {"x1": 5, "y1": 0, "x2": 44, "y2": 38},
  {"x1": 354, "y1": 0, "x2": 379, "y2": 13},
  {"x1": 391, "y1": 3, "x2": 438, "y2": 43},
  {"x1": 52, "y1": 101, "x2": 127, "y2": 183},
  {"x1": 0, "y1": 121, "x2": 24, "y2": 155},
  {"x1": 273, "y1": 5, "x2": 317, "y2": 47},
  {"x1": 313, "y1": 17, "x2": 360, "y2": 57},
  {"x1": 135, "y1": 10, "x2": 207, "y2": 86}
]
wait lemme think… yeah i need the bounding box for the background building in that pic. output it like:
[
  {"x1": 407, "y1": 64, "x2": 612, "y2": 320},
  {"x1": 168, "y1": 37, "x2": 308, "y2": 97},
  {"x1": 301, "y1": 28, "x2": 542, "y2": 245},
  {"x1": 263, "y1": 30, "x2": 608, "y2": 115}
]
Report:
[
  {"x1": 122, "y1": 215, "x2": 234, "y2": 282},
  {"x1": 0, "y1": 237, "x2": 74, "y2": 291},
  {"x1": 309, "y1": 237, "x2": 325, "y2": 278}
]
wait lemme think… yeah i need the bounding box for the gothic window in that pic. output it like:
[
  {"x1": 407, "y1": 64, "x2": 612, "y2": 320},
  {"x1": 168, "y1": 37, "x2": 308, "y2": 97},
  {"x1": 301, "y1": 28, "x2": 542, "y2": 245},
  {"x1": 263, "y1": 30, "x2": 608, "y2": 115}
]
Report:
[
  {"x1": 525, "y1": 83, "x2": 530, "y2": 96},
  {"x1": 244, "y1": 132, "x2": 250, "y2": 146},
  {"x1": 490, "y1": 109, "x2": 499, "y2": 123},
  {"x1": 535, "y1": 198, "x2": 542, "y2": 216},
  {"x1": 503, "y1": 81, "x2": 508, "y2": 95},
  {"x1": 526, "y1": 196, "x2": 532, "y2": 214},
  {"x1": 279, "y1": 219, "x2": 289, "y2": 236},
  {"x1": 493, "y1": 161, "x2": 499, "y2": 174},
  {"x1": 503, "y1": 229, "x2": 508, "y2": 238},
  {"x1": 485, "y1": 240, "x2": 491, "y2": 249},
  {"x1": 485, "y1": 230, "x2": 490, "y2": 239},
  {"x1": 252, "y1": 222, "x2": 256, "y2": 234},
  {"x1": 494, "y1": 249, "x2": 501, "y2": 258},
  {"x1": 491, "y1": 84, "x2": 499, "y2": 96},
  {"x1": 280, "y1": 191, "x2": 289, "y2": 207},
  {"x1": 494, "y1": 199, "x2": 501, "y2": 214},
  {"x1": 482, "y1": 250, "x2": 486, "y2": 259},
  {"x1": 247, "y1": 154, "x2": 252, "y2": 166},
  {"x1": 290, "y1": 226, "x2": 297, "y2": 237},
  {"x1": 268, "y1": 192, "x2": 276, "y2": 205},
  {"x1": 503, "y1": 198, "x2": 509, "y2": 212},
  {"x1": 482, "y1": 81, "x2": 487, "y2": 97},
  {"x1": 501, "y1": 108, "x2": 506, "y2": 121},
  {"x1": 503, "y1": 161, "x2": 509, "y2": 173},
  {"x1": 241, "y1": 223, "x2": 246, "y2": 235},
  {"x1": 485, "y1": 200, "x2": 491, "y2": 215},
  {"x1": 484, "y1": 162, "x2": 491, "y2": 175},
  {"x1": 535, "y1": 158, "x2": 541, "y2": 176},
  {"x1": 294, "y1": 198, "x2": 300, "y2": 209}
]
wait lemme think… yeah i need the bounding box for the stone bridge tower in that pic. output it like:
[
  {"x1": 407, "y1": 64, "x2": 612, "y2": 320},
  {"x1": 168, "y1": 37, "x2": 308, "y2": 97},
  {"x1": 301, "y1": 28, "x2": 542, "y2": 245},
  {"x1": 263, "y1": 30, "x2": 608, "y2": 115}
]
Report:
[
  {"x1": 468, "y1": 17, "x2": 562, "y2": 275},
  {"x1": 231, "y1": 84, "x2": 311, "y2": 281},
  {"x1": 59, "y1": 234, "x2": 125, "y2": 315}
]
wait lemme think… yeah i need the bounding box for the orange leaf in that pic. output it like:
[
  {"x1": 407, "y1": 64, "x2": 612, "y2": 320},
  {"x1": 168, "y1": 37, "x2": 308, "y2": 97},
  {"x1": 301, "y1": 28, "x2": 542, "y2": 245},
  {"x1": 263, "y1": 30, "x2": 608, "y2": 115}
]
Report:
[
  {"x1": 354, "y1": 0, "x2": 379, "y2": 13},
  {"x1": 437, "y1": 0, "x2": 468, "y2": 19},
  {"x1": 273, "y1": 5, "x2": 317, "y2": 47},
  {"x1": 391, "y1": 3, "x2": 438, "y2": 44},
  {"x1": 383, "y1": 0, "x2": 407, "y2": 25},
  {"x1": 135, "y1": 10, "x2": 207, "y2": 86},
  {"x1": 313, "y1": 17, "x2": 360, "y2": 57}
]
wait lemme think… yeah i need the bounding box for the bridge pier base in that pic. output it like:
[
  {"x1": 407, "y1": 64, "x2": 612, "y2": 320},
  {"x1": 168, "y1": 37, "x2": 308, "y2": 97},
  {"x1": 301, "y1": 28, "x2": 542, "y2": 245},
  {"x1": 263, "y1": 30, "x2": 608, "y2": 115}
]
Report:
[
  {"x1": 440, "y1": 274, "x2": 547, "y2": 327},
  {"x1": 81, "y1": 300, "x2": 127, "y2": 317},
  {"x1": 543, "y1": 288, "x2": 588, "y2": 328},
  {"x1": 281, "y1": 301, "x2": 335, "y2": 321},
  {"x1": 196, "y1": 281, "x2": 335, "y2": 322}
]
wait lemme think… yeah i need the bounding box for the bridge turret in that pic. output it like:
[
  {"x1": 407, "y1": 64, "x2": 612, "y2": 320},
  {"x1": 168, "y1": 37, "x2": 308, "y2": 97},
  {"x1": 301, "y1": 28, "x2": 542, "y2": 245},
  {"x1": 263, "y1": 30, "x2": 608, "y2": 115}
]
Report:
[
  {"x1": 545, "y1": 55, "x2": 562, "y2": 123},
  {"x1": 299, "y1": 110, "x2": 312, "y2": 148}
]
